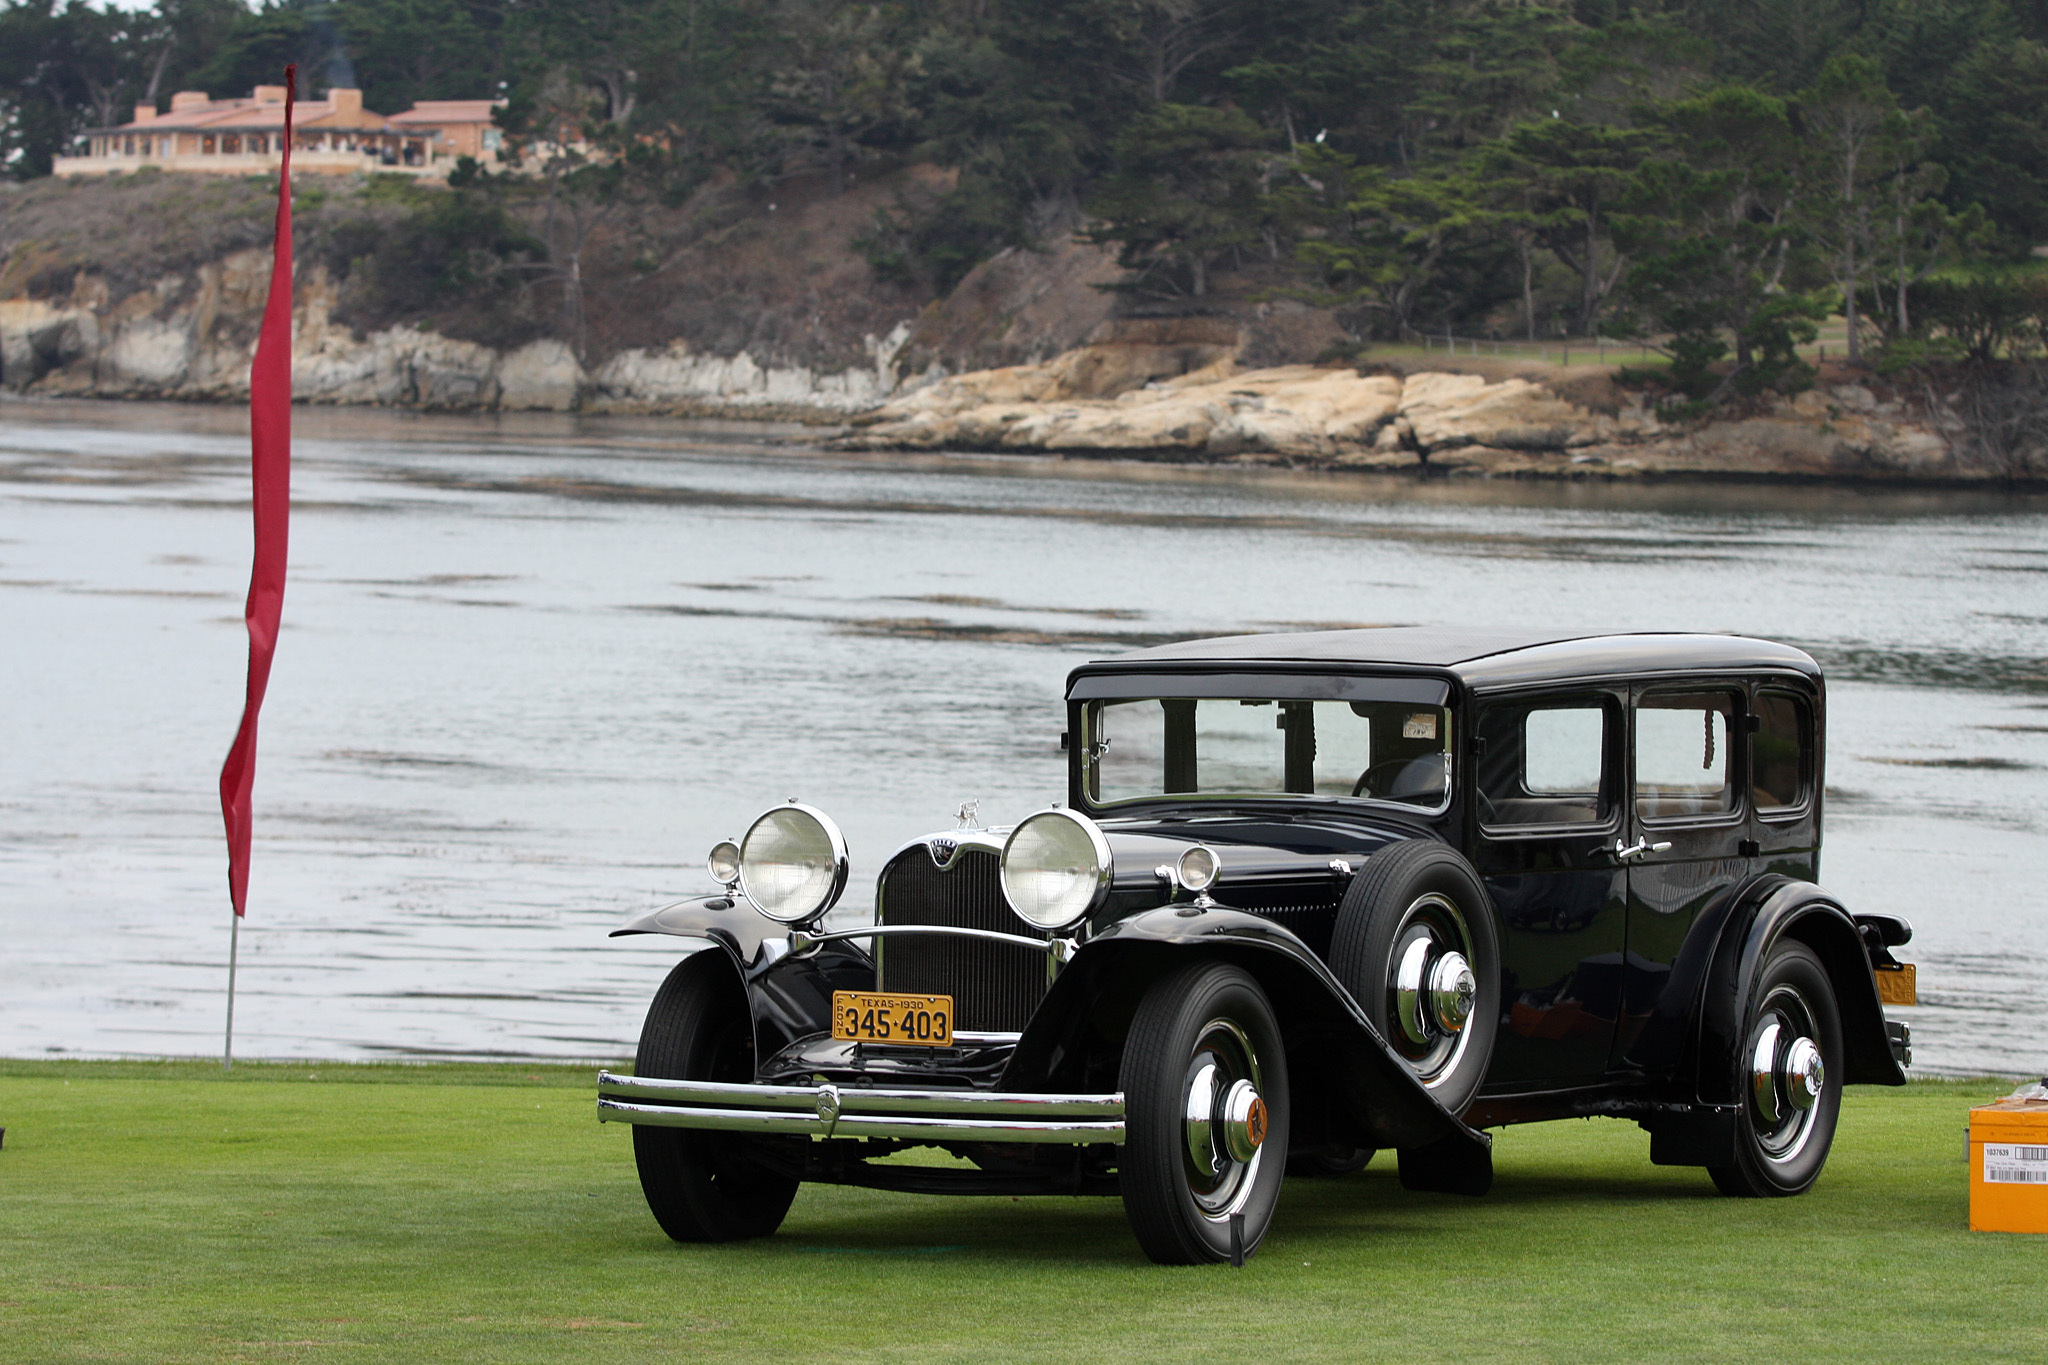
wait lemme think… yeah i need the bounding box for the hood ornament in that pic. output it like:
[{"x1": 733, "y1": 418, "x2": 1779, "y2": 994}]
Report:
[{"x1": 955, "y1": 799, "x2": 981, "y2": 830}]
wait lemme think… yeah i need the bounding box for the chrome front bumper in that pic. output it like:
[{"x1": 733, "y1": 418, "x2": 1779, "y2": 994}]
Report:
[{"x1": 596, "y1": 1071, "x2": 1125, "y2": 1144}]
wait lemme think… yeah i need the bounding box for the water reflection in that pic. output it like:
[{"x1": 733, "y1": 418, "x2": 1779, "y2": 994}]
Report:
[{"x1": 1, "y1": 398, "x2": 2043, "y2": 1076}]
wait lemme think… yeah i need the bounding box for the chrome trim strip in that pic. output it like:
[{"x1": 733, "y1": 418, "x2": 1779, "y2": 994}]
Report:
[
  {"x1": 600, "y1": 1075, "x2": 820, "y2": 1110},
  {"x1": 596, "y1": 1071, "x2": 1125, "y2": 1144},
  {"x1": 790, "y1": 923, "x2": 1069, "y2": 958},
  {"x1": 599, "y1": 1097, "x2": 825, "y2": 1135},
  {"x1": 830, "y1": 1115, "x2": 1124, "y2": 1142}
]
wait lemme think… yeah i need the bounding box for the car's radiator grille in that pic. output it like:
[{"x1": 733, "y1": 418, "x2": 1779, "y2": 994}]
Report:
[{"x1": 877, "y1": 847, "x2": 1047, "y2": 1033}]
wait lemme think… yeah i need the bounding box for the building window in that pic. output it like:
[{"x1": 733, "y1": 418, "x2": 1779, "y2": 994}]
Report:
[
  {"x1": 202, "y1": 135, "x2": 215, "y2": 154},
  {"x1": 223, "y1": 134, "x2": 240, "y2": 154}
]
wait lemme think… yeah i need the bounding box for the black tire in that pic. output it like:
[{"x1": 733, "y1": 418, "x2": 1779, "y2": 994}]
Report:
[
  {"x1": 631, "y1": 953, "x2": 799, "y2": 1241},
  {"x1": 1329, "y1": 841, "x2": 1500, "y2": 1115},
  {"x1": 1709, "y1": 939, "x2": 1843, "y2": 1198},
  {"x1": 1120, "y1": 962, "x2": 1291, "y2": 1265}
]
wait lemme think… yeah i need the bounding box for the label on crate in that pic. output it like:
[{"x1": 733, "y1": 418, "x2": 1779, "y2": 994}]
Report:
[{"x1": 1982, "y1": 1144, "x2": 2048, "y2": 1184}]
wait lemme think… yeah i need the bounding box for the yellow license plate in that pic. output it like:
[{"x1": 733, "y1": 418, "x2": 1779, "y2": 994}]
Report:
[
  {"x1": 832, "y1": 991, "x2": 954, "y2": 1047},
  {"x1": 1876, "y1": 963, "x2": 1917, "y2": 1007}
]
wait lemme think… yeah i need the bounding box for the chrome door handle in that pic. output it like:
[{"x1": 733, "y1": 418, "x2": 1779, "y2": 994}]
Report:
[{"x1": 1611, "y1": 838, "x2": 1673, "y2": 862}]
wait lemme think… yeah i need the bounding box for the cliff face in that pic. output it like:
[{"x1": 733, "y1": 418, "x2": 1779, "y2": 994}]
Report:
[{"x1": 0, "y1": 255, "x2": 911, "y2": 415}]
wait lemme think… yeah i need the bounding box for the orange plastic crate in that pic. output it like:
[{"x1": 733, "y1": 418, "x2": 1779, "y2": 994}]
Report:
[{"x1": 1968, "y1": 1098, "x2": 2048, "y2": 1234}]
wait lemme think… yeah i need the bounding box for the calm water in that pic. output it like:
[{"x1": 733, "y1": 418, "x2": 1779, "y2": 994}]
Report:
[{"x1": 2, "y1": 399, "x2": 2044, "y2": 1077}]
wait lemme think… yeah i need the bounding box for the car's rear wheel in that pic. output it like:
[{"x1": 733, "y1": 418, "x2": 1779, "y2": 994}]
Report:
[
  {"x1": 1120, "y1": 962, "x2": 1291, "y2": 1265},
  {"x1": 631, "y1": 953, "x2": 799, "y2": 1241},
  {"x1": 1709, "y1": 939, "x2": 1842, "y2": 1197},
  {"x1": 1329, "y1": 841, "x2": 1500, "y2": 1114}
]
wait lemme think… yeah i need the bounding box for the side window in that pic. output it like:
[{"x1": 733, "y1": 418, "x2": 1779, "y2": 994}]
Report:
[
  {"x1": 1635, "y1": 690, "x2": 1739, "y2": 820},
  {"x1": 1752, "y1": 690, "x2": 1812, "y2": 814},
  {"x1": 1478, "y1": 699, "x2": 1614, "y2": 828}
]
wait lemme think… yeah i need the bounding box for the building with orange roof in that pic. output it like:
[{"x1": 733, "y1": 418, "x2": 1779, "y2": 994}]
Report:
[
  {"x1": 52, "y1": 85, "x2": 498, "y2": 178},
  {"x1": 386, "y1": 100, "x2": 506, "y2": 164}
]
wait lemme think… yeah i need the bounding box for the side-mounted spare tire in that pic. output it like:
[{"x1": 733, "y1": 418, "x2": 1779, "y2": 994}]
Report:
[{"x1": 1330, "y1": 840, "x2": 1501, "y2": 1115}]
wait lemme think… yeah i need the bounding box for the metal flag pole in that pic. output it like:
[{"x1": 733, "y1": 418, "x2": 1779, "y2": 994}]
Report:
[
  {"x1": 225, "y1": 909, "x2": 240, "y2": 1069},
  {"x1": 218, "y1": 64, "x2": 294, "y2": 1074}
]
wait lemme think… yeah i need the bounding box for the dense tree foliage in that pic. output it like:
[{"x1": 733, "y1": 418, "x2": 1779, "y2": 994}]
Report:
[{"x1": 7, "y1": 0, "x2": 2048, "y2": 393}]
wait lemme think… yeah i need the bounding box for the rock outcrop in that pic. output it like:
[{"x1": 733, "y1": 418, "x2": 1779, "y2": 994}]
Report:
[{"x1": 845, "y1": 351, "x2": 1965, "y2": 480}]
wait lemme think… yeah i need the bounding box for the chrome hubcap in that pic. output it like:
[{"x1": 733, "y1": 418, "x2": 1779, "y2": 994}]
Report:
[
  {"x1": 1783, "y1": 1036, "x2": 1824, "y2": 1112},
  {"x1": 1429, "y1": 952, "x2": 1476, "y2": 1032},
  {"x1": 1386, "y1": 892, "x2": 1479, "y2": 1087},
  {"x1": 1746, "y1": 986, "x2": 1826, "y2": 1161},
  {"x1": 1179, "y1": 1018, "x2": 1265, "y2": 1219}
]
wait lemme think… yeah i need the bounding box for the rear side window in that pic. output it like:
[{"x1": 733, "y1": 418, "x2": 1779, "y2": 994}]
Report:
[
  {"x1": 1478, "y1": 699, "x2": 1615, "y2": 828},
  {"x1": 1752, "y1": 690, "x2": 1813, "y2": 813},
  {"x1": 1636, "y1": 690, "x2": 1739, "y2": 820}
]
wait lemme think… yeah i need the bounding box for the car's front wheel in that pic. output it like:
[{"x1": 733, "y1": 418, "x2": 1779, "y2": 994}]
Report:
[
  {"x1": 631, "y1": 953, "x2": 799, "y2": 1241},
  {"x1": 1119, "y1": 962, "x2": 1290, "y2": 1264},
  {"x1": 1709, "y1": 938, "x2": 1843, "y2": 1197}
]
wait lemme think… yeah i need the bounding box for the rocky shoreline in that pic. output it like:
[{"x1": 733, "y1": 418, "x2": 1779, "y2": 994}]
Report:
[
  {"x1": 839, "y1": 341, "x2": 1966, "y2": 482},
  {"x1": 0, "y1": 243, "x2": 1994, "y2": 484}
]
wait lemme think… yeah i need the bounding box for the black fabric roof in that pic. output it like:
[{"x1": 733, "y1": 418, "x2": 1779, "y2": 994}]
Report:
[
  {"x1": 1087, "y1": 628, "x2": 1820, "y2": 688},
  {"x1": 1111, "y1": 627, "x2": 1570, "y2": 667}
]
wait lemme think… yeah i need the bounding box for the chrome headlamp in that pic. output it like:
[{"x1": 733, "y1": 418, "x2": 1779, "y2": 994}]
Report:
[
  {"x1": 1176, "y1": 844, "x2": 1220, "y2": 893},
  {"x1": 736, "y1": 802, "x2": 849, "y2": 925},
  {"x1": 1000, "y1": 808, "x2": 1113, "y2": 932},
  {"x1": 706, "y1": 839, "x2": 741, "y2": 891}
]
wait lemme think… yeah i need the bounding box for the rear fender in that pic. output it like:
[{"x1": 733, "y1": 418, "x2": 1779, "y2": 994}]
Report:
[
  {"x1": 1002, "y1": 905, "x2": 1492, "y2": 1166},
  {"x1": 1696, "y1": 881, "x2": 1907, "y2": 1104},
  {"x1": 1623, "y1": 874, "x2": 1788, "y2": 1081}
]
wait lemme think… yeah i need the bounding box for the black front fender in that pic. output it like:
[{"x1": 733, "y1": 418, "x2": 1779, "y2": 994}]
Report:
[
  {"x1": 608, "y1": 895, "x2": 877, "y2": 1063},
  {"x1": 610, "y1": 894, "x2": 782, "y2": 967},
  {"x1": 1003, "y1": 905, "x2": 1491, "y2": 1168}
]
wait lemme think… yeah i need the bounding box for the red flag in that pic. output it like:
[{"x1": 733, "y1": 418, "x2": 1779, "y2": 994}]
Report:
[{"x1": 219, "y1": 66, "x2": 296, "y2": 917}]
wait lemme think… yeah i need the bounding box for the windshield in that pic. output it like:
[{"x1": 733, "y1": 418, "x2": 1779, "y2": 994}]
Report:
[{"x1": 1080, "y1": 694, "x2": 1453, "y2": 810}]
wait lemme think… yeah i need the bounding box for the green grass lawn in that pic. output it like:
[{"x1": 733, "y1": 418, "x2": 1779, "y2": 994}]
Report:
[{"x1": 0, "y1": 1061, "x2": 2038, "y2": 1363}]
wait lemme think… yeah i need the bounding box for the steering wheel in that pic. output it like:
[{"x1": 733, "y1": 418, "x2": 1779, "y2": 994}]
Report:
[
  {"x1": 1354, "y1": 756, "x2": 1450, "y2": 803},
  {"x1": 1352, "y1": 760, "x2": 1416, "y2": 799}
]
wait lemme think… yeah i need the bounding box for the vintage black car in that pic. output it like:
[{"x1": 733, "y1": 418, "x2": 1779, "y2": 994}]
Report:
[{"x1": 595, "y1": 629, "x2": 1914, "y2": 1264}]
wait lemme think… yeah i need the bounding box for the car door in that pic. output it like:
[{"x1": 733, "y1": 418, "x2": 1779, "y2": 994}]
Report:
[
  {"x1": 1612, "y1": 681, "x2": 1750, "y2": 1065},
  {"x1": 1470, "y1": 688, "x2": 1628, "y2": 1088}
]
